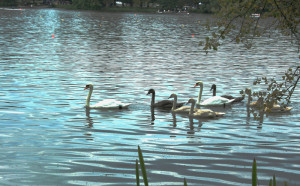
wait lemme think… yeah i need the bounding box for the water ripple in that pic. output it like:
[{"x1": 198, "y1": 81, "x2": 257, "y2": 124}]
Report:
[{"x1": 0, "y1": 8, "x2": 299, "y2": 185}]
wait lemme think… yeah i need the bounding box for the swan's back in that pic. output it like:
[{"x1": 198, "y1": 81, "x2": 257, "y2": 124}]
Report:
[
  {"x1": 269, "y1": 105, "x2": 293, "y2": 113},
  {"x1": 148, "y1": 90, "x2": 184, "y2": 108},
  {"x1": 194, "y1": 109, "x2": 216, "y2": 118},
  {"x1": 201, "y1": 96, "x2": 234, "y2": 106},
  {"x1": 221, "y1": 95, "x2": 244, "y2": 103},
  {"x1": 192, "y1": 109, "x2": 225, "y2": 118},
  {"x1": 91, "y1": 99, "x2": 130, "y2": 109},
  {"x1": 173, "y1": 106, "x2": 194, "y2": 113},
  {"x1": 154, "y1": 100, "x2": 174, "y2": 108}
]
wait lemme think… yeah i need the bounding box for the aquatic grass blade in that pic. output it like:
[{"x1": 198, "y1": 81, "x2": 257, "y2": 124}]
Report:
[
  {"x1": 184, "y1": 178, "x2": 188, "y2": 186},
  {"x1": 252, "y1": 158, "x2": 257, "y2": 186},
  {"x1": 273, "y1": 174, "x2": 276, "y2": 186},
  {"x1": 136, "y1": 159, "x2": 140, "y2": 186},
  {"x1": 138, "y1": 146, "x2": 148, "y2": 186}
]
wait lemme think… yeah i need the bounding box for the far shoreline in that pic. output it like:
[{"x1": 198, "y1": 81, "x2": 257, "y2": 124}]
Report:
[{"x1": 0, "y1": 4, "x2": 206, "y2": 14}]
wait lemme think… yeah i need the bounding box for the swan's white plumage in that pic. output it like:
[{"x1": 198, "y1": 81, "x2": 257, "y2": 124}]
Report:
[
  {"x1": 85, "y1": 84, "x2": 130, "y2": 109},
  {"x1": 194, "y1": 81, "x2": 234, "y2": 106},
  {"x1": 200, "y1": 96, "x2": 235, "y2": 106},
  {"x1": 211, "y1": 84, "x2": 244, "y2": 103},
  {"x1": 90, "y1": 99, "x2": 130, "y2": 109}
]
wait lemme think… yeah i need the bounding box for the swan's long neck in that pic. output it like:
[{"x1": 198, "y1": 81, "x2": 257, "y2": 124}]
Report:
[
  {"x1": 197, "y1": 84, "x2": 203, "y2": 105},
  {"x1": 86, "y1": 86, "x2": 93, "y2": 107},
  {"x1": 151, "y1": 92, "x2": 155, "y2": 106},
  {"x1": 171, "y1": 95, "x2": 177, "y2": 111},
  {"x1": 189, "y1": 100, "x2": 195, "y2": 115}
]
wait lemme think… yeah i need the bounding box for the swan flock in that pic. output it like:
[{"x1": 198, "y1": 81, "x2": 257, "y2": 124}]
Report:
[{"x1": 84, "y1": 82, "x2": 292, "y2": 115}]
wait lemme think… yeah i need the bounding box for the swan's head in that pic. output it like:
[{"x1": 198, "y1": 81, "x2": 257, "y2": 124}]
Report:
[
  {"x1": 194, "y1": 81, "x2": 203, "y2": 88},
  {"x1": 210, "y1": 84, "x2": 216, "y2": 91},
  {"x1": 188, "y1": 98, "x2": 196, "y2": 104},
  {"x1": 168, "y1": 93, "x2": 177, "y2": 99},
  {"x1": 147, "y1": 89, "x2": 155, "y2": 95},
  {"x1": 84, "y1": 84, "x2": 93, "y2": 90}
]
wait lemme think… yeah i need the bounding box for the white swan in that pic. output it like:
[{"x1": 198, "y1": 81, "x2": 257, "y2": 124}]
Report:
[
  {"x1": 246, "y1": 89, "x2": 292, "y2": 113},
  {"x1": 210, "y1": 84, "x2": 244, "y2": 102},
  {"x1": 168, "y1": 93, "x2": 198, "y2": 113},
  {"x1": 84, "y1": 84, "x2": 130, "y2": 109},
  {"x1": 147, "y1": 89, "x2": 184, "y2": 108},
  {"x1": 194, "y1": 81, "x2": 235, "y2": 106},
  {"x1": 188, "y1": 98, "x2": 225, "y2": 118}
]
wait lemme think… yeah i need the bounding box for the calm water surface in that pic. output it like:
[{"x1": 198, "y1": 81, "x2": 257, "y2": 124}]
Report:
[{"x1": 0, "y1": 8, "x2": 300, "y2": 185}]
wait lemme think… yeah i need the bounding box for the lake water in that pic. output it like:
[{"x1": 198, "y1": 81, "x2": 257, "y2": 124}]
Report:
[{"x1": 0, "y1": 8, "x2": 299, "y2": 185}]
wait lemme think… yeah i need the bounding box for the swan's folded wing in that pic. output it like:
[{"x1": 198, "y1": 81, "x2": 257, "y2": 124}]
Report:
[
  {"x1": 173, "y1": 106, "x2": 191, "y2": 113},
  {"x1": 201, "y1": 96, "x2": 234, "y2": 106},
  {"x1": 91, "y1": 99, "x2": 130, "y2": 109},
  {"x1": 215, "y1": 112, "x2": 226, "y2": 117},
  {"x1": 153, "y1": 100, "x2": 173, "y2": 108},
  {"x1": 269, "y1": 105, "x2": 292, "y2": 113}
]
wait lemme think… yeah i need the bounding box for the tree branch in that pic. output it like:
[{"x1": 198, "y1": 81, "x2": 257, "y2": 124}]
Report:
[{"x1": 273, "y1": 0, "x2": 300, "y2": 42}]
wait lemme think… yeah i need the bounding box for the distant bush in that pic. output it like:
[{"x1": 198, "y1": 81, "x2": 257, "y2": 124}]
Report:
[{"x1": 0, "y1": 0, "x2": 17, "y2": 7}]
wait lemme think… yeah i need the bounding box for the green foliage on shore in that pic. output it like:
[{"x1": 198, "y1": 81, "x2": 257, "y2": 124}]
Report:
[
  {"x1": 4, "y1": 0, "x2": 220, "y2": 14},
  {"x1": 100, "y1": 7, "x2": 157, "y2": 13},
  {"x1": 55, "y1": 4, "x2": 157, "y2": 12},
  {"x1": 0, "y1": 0, "x2": 17, "y2": 7}
]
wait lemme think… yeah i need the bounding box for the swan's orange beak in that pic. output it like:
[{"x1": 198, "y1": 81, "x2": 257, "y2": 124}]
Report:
[
  {"x1": 194, "y1": 84, "x2": 198, "y2": 87},
  {"x1": 84, "y1": 86, "x2": 89, "y2": 90}
]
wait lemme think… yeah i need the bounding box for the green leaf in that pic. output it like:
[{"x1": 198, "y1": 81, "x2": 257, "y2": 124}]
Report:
[
  {"x1": 212, "y1": 32, "x2": 217, "y2": 38},
  {"x1": 252, "y1": 158, "x2": 257, "y2": 186},
  {"x1": 269, "y1": 179, "x2": 272, "y2": 186},
  {"x1": 184, "y1": 178, "x2": 188, "y2": 186},
  {"x1": 273, "y1": 174, "x2": 276, "y2": 186},
  {"x1": 138, "y1": 146, "x2": 148, "y2": 186},
  {"x1": 136, "y1": 159, "x2": 140, "y2": 186}
]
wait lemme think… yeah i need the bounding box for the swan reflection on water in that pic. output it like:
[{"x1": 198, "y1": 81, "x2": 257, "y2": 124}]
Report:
[
  {"x1": 85, "y1": 107, "x2": 94, "y2": 128},
  {"x1": 150, "y1": 106, "x2": 155, "y2": 125}
]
